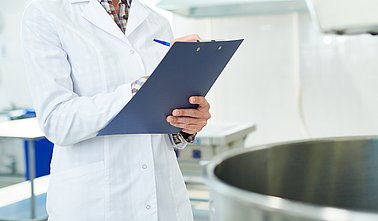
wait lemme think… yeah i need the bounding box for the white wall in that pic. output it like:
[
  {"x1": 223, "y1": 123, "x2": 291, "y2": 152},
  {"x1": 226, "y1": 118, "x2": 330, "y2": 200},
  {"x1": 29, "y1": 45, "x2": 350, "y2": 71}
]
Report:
[
  {"x1": 298, "y1": 13, "x2": 378, "y2": 138},
  {"x1": 0, "y1": 2, "x2": 31, "y2": 176},
  {"x1": 173, "y1": 14, "x2": 305, "y2": 146},
  {"x1": 172, "y1": 13, "x2": 378, "y2": 146},
  {"x1": 0, "y1": 1, "x2": 32, "y2": 111}
]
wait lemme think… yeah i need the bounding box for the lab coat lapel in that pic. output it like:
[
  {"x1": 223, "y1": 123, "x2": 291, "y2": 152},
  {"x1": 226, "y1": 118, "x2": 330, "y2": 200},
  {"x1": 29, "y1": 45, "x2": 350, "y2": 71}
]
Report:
[
  {"x1": 125, "y1": 0, "x2": 149, "y2": 37},
  {"x1": 81, "y1": 0, "x2": 127, "y2": 43}
]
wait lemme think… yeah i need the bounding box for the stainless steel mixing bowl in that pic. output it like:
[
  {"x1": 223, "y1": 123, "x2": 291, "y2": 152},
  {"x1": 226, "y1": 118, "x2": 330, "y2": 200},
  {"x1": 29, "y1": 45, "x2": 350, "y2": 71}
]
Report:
[{"x1": 204, "y1": 136, "x2": 378, "y2": 221}]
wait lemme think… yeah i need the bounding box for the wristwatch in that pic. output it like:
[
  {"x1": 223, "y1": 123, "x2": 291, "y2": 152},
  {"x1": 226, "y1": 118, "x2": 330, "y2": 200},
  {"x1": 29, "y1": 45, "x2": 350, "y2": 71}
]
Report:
[
  {"x1": 179, "y1": 131, "x2": 196, "y2": 143},
  {"x1": 169, "y1": 132, "x2": 197, "y2": 149}
]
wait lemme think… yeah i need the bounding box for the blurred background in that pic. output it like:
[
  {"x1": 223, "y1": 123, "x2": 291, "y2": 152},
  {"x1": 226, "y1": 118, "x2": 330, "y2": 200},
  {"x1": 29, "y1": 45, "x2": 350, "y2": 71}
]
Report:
[{"x1": 1, "y1": 0, "x2": 378, "y2": 220}]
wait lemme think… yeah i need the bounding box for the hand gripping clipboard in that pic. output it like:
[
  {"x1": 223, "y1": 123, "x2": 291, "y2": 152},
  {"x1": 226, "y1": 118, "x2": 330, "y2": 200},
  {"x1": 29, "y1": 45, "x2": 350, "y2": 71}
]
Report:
[{"x1": 98, "y1": 39, "x2": 244, "y2": 136}]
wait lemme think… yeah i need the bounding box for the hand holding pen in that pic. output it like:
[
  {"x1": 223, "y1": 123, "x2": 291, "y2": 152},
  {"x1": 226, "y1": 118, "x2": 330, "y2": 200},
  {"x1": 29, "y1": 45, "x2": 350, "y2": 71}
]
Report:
[{"x1": 154, "y1": 34, "x2": 202, "y2": 47}]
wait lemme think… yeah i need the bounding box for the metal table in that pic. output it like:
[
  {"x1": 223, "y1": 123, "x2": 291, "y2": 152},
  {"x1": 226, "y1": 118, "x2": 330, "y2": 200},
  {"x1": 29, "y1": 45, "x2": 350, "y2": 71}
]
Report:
[
  {"x1": 0, "y1": 118, "x2": 45, "y2": 220},
  {"x1": 178, "y1": 122, "x2": 257, "y2": 181},
  {"x1": 178, "y1": 122, "x2": 256, "y2": 221}
]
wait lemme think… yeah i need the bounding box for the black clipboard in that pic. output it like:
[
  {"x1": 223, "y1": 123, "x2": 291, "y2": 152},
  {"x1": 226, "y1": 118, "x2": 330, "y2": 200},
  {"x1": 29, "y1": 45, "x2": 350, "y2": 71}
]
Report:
[{"x1": 98, "y1": 39, "x2": 243, "y2": 135}]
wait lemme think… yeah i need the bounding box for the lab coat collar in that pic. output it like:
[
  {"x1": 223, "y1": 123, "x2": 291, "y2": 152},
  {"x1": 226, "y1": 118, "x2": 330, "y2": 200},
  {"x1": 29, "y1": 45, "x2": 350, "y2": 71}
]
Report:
[
  {"x1": 79, "y1": 0, "x2": 149, "y2": 42},
  {"x1": 81, "y1": 0, "x2": 127, "y2": 43},
  {"x1": 125, "y1": 0, "x2": 149, "y2": 37}
]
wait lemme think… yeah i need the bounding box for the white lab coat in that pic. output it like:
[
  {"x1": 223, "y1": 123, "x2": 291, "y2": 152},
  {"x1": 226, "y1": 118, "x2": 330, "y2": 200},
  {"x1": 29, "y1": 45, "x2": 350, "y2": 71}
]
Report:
[{"x1": 21, "y1": 0, "x2": 193, "y2": 220}]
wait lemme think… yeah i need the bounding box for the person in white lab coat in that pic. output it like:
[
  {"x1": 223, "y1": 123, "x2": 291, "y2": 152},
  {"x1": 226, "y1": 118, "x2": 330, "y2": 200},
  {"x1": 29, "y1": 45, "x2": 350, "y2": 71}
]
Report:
[{"x1": 21, "y1": 0, "x2": 211, "y2": 220}]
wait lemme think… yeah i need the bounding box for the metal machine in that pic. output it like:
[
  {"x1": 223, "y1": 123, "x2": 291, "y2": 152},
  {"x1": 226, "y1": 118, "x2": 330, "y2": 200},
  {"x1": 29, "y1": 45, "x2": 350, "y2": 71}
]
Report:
[
  {"x1": 205, "y1": 136, "x2": 378, "y2": 221},
  {"x1": 179, "y1": 122, "x2": 256, "y2": 221},
  {"x1": 157, "y1": 0, "x2": 378, "y2": 35},
  {"x1": 306, "y1": 0, "x2": 378, "y2": 35},
  {"x1": 178, "y1": 122, "x2": 256, "y2": 180},
  {"x1": 157, "y1": 0, "x2": 307, "y2": 18}
]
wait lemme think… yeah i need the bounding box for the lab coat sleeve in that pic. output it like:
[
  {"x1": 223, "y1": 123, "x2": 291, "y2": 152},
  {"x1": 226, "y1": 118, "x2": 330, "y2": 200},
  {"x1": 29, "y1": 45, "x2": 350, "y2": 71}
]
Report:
[{"x1": 21, "y1": 5, "x2": 132, "y2": 146}]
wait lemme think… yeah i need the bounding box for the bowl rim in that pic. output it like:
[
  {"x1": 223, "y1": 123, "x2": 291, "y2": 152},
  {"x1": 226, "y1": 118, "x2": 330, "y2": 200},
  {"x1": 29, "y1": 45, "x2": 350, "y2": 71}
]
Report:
[{"x1": 203, "y1": 135, "x2": 378, "y2": 220}]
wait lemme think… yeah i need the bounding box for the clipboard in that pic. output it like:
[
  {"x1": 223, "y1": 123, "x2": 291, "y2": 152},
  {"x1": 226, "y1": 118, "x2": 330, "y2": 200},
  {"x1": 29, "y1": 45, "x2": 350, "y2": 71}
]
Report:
[{"x1": 98, "y1": 39, "x2": 244, "y2": 136}]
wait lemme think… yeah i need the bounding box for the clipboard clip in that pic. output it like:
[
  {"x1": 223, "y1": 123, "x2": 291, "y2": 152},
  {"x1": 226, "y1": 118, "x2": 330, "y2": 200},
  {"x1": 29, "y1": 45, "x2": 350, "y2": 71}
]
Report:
[{"x1": 196, "y1": 39, "x2": 223, "y2": 51}]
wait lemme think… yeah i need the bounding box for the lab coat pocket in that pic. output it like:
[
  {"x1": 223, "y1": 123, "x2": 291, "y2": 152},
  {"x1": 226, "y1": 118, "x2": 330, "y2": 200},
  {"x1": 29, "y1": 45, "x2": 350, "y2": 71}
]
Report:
[{"x1": 47, "y1": 161, "x2": 105, "y2": 221}]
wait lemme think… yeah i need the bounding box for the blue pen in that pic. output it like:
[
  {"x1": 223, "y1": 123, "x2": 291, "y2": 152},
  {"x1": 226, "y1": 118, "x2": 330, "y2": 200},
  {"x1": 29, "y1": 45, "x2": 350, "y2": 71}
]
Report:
[{"x1": 153, "y1": 39, "x2": 171, "y2": 47}]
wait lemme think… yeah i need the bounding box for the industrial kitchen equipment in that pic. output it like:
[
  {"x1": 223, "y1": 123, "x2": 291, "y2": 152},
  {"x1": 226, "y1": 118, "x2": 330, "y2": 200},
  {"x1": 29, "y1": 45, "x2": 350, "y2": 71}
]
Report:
[{"x1": 205, "y1": 136, "x2": 378, "y2": 221}]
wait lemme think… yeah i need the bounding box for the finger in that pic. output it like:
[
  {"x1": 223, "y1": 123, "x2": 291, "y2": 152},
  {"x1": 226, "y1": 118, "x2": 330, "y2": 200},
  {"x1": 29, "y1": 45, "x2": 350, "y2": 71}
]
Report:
[
  {"x1": 169, "y1": 122, "x2": 203, "y2": 133},
  {"x1": 167, "y1": 116, "x2": 207, "y2": 126},
  {"x1": 172, "y1": 109, "x2": 202, "y2": 118},
  {"x1": 177, "y1": 34, "x2": 201, "y2": 42},
  {"x1": 171, "y1": 34, "x2": 201, "y2": 46},
  {"x1": 189, "y1": 96, "x2": 210, "y2": 110},
  {"x1": 172, "y1": 109, "x2": 211, "y2": 120}
]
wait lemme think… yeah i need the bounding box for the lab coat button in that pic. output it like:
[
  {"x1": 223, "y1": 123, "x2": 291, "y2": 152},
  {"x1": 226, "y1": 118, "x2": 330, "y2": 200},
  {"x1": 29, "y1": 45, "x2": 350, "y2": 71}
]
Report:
[
  {"x1": 130, "y1": 50, "x2": 135, "y2": 54},
  {"x1": 145, "y1": 205, "x2": 151, "y2": 210},
  {"x1": 142, "y1": 164, "x2": 148, "y2": 169}
]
